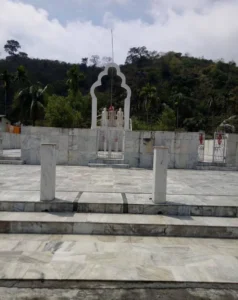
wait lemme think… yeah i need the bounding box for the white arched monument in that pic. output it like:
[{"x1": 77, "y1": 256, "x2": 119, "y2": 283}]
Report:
[{"x1": 90, "y1": 63, "x2": 131, "y2": 130}]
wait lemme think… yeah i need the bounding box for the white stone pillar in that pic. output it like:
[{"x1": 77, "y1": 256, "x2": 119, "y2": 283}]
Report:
[
  {"x1": 124, "y1": 98, "x2": 130, "y2": 130},
  {"x1": 152, "y1": 146, "x2": 169, "y2": 204},
  {"x1": 91, "y1": 98, "x2": 97, "y2": 129},
  {"x1": 40, "y1": 144, "x2": 56, "y2": 201},
  {"x1": 0, "y1": 138, "x2": 3, "y2": 156},
  {"x1": 115, "y1": 134, "x2": 119, "y2": 152},
  {"x1": 108, "y1": 130, "x2": 112, "y2": 158}
]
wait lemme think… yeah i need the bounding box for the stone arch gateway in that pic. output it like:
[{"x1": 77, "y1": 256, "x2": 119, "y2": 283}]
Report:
[{"x1": 90, "y1": 63, "x2": 131, "y2": 130}]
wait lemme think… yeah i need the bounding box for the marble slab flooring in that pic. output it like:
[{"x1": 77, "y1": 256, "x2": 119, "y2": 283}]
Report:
[{"x1": 0, "y1": 234, "x2": 237, "y2": 284}]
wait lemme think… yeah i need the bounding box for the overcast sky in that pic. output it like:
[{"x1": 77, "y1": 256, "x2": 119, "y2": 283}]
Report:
[{"x1": 0, "y1": 0, "x2": 238, "y2": 64}]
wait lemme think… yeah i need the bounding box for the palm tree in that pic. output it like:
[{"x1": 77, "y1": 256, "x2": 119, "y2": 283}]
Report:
[
  {"x1": 14, "y1": 65, "x2": 29, "y2": 86},
  {"x1": 66, "y1": 65, "x2": 84, "y2": 96},
  {"x1": 173, "y1": 92, "x2": 183, "y2": 128},
  {"x1": 16, "y1": 83, "x2": 47, "y2": 126},
  {"x1": 0, "y1": 70, "x2": 13, "y2": 115},
  {"x1": 139, "y1": 83, "x2": 157, "y2": 123}
]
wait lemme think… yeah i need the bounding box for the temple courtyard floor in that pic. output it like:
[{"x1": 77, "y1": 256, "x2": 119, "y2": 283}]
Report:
[{"x1": 0, "y1": 165, "x2": 237, "y2": 299}]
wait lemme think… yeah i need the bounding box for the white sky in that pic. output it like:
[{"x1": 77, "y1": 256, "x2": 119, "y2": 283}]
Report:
[{"x1": 0, "y1": 0, "x2": 238, "y2": 64}]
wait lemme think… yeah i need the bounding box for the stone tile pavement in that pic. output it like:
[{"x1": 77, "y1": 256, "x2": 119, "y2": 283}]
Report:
[
  {"x1": 0, "y1": 234, "x2": 237, "y2": 282},
  {"x1": 0, "y1": 165, "x2": 238, "y2": 206}
]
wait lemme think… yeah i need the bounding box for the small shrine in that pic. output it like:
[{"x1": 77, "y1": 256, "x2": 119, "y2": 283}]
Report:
[{"x1": 101, "y1": 106, "x2": 124, "y2": 128}]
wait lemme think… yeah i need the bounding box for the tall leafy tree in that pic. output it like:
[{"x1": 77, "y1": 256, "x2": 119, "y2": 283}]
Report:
[
  {"x1": 0, "y1": 70, "x2": 13, "y2": 115},
  {"x1": 15, "y1": 83, "x2": 47, "y2": 125},
  {"x1": 4, "y1": 40, "x2": 21, "y2": 56},
  {"x1": 66, "y1": 65, "x2": 84, "y2": 96},
  {"x1": 139, "y1": 84, "x2": 157, "y2": 123}
]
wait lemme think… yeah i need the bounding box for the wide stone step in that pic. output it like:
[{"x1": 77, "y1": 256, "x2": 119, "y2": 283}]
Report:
[
  {"x1": 0, "y1": 212, "x2": 237, "y2": 238},
  {"x1": 0, "y1": 159, "x2": 24, "y2": 165},
  {"x1": 88, "y1": 163, "x2": 129, "y2": 168},
  {"x1": 0, "y1": 192, "x2": 237, "y2": 217},
  {"x1": 0, "y1": 156, "x2": 22, "y2": 160},
  {"x1": 196, "y1": 166, "x2": 238, "y2": 171}
]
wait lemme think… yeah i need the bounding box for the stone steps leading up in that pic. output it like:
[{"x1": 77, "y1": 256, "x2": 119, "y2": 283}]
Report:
[
  {"x1": 0, "y1": 212, "x2": 237, "y2": 238},
  {"x1": 196, "y1": 161, "x2": 238, "y2": 171},
  {"x1": 196, "y1": 166, "x2": 238, "y2": 171},
  {"x1": 89, "y1": 157, "x2": 129, "y2": 168},
  {"x1": 197, "y1": 162, "x2": 227, "y2": 166},
  {"x1": 88, "y1": 163, "x2": 130, "y2": 168},
  {"x1": 0, "y1": 156, "x2": 22, "y2": 160},
  {"x1": 0, "y1": 159, "x2": 24, "y2": 165}
]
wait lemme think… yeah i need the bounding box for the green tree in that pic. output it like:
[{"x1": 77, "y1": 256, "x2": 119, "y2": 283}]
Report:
[
  {"x1": 15, "y1": 83, "x2": 47, "y2": 125},
  {"x1": 66, "y1": 65, "x2": 84, "y2": 96},
  {"x1": 0, "y1": 70, "x2": 13, "y2": 115},
  {"x1": 4, "y1": 40, "x2": 21, "y2": 56},
  {"x1": 45, "y1": 95, "x2": 82, "y2": 128},
  {"x1": 125, "y1": 47, "x2": 149, "y2": 64},
  {"x1": 15, "y1": 65, "x2": 29, "y2": 85},
  {"x1": 139, "y1": 84, "x2": 157, "y2": 123},
  {"x1": 18, "y1": 52, "x2": 28, "y2": 58},
  {"x1": 158, "y1": 106, "x2": 176, "y2": 131}
]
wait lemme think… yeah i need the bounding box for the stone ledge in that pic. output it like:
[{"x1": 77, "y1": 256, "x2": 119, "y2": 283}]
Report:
[{"x1": 0, "y1": 212, "x2": 237, "y2": 238}]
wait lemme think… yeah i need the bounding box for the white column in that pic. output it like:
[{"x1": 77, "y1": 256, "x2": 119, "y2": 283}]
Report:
[
  {"x1": 40, "y1": 143, "x2": 56, "y2": 201},
  {"x1": 115, "y1": 134, "x2": 119, "y2": 152},
  {"x1": 124, "y1": 97, "x2": 130, "y2": 130},
  {"x1": 91, "y1": 96, "x2": 97, "y2": 129},
  {"x1": 152, "y1": 146, "x2": 169, "y2": 204},
  {"x1": 108, "y1": 130, "x2": 112, "y2": 158},
  {"x1": 0, "y1": 138, "x2": 3, "y2": 156}
]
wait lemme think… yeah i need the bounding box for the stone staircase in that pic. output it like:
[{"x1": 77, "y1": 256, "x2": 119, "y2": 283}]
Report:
[
  {"x1": 88, "y1": 158, "x2": 129, "y2": 168},
  {"x1": 0, "y1": 156, "x2": 24, "y2": 165},
  {"x1": 196, "y1": 161, "x2": 238, "y2": 171},
  {"x1": 0, "y1": 193, "x2": 237, "y2": 299}
]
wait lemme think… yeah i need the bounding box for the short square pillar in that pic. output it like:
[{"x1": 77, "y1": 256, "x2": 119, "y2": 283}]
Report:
[
  {"x1": 152, "y1": 146, "x2": 169, "y2": 204},
  {"x1": 40, "y1": 143, "x2": 56, "y2": 201}
]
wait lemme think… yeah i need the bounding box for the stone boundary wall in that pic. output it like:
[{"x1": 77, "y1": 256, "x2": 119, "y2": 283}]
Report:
[
  {"x1": 21, "y1": 127, "x2": 97, "y2": 165},
  {"x1": 124, "y1": 131, "x2": 199, "y2": 169},
  {"x1": 21, "y1": 126, "x2": 199, "y2": 169},
  {"x1": 1, "y1": 133, "x2": 21, "y2": 149}
]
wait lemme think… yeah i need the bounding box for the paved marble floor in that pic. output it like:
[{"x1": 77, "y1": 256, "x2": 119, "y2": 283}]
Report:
[
  {"x1": 0, "y1": 234, "x2": 237, "y2": 282},
  {"x1": 0, "y1": 165, "x2": 238, "y2": 206}
]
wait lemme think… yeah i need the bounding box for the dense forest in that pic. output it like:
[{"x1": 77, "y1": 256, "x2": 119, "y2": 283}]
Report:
[{"x1": 0, "y1": 40, "x2": 238, "y2": 133}]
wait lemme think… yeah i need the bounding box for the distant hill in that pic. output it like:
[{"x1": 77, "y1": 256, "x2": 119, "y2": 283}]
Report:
[{"x1": 1, "y1": 47, "x2": 238, "y2": 132}]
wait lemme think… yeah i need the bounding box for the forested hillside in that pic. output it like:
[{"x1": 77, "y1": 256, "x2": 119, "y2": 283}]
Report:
[{"x1": 0, "y1": 40, "x2": 238, "y2": 133}]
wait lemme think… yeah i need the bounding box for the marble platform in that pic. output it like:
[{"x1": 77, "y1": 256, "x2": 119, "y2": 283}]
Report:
[
  {"x1": 0, "y1": 234, "x2": 237, "y2": 284},
  {"x1": 0, "y1": 212, "x2": 237, "y2": 238},
  {"x1": 0, "y1": 166, "x2": 238, "y2": 217},
  {"x1": 1, "y1": 165, "x2": 238, "y2": 195}
]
